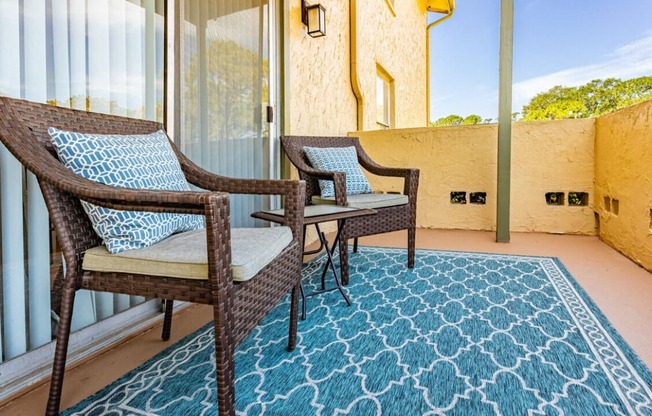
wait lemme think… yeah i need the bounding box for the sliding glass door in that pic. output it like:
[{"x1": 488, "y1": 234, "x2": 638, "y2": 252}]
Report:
[
  {"x1": 178, "y1": 0, "x2": 277, "y2": 225},
  {"x1": 0, "y1": 0, "x2": 280, "y2": 376},
  {"x1": 0, "y1": 0, "x2": 164, "y2": 363}
]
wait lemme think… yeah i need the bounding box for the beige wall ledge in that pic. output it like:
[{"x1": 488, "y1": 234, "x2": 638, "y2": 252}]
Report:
[{"x1": 355, "y1": 118, "x2": 596, "y2": 235}]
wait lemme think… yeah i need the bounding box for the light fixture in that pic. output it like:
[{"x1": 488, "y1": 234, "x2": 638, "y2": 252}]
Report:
[{"x1": 302, "y1": 0, "x2": 326, "y2": 38}]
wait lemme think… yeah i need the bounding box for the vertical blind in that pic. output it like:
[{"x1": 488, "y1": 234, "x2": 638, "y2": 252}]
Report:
[
  {"x1": 0, "y1": 0, "x2": 164, "y2": 363},
  {"x1": 180, "y1": 0, "x2": 271, "y2": 226}
]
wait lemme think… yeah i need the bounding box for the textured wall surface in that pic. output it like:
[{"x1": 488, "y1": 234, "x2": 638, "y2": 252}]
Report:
[
  {"x1": 595, "y1": 100, "x2": 652, "y2": 272},
  {"x1": 512, "y1": 119, "x2": 595, "y2": 234},
  {"x1": 355, "y1": 1, "x2": 428, "y2": 129},
  {"x1": 286, "y1": 0, "x2": 357, "y2": 136},
  {"x1": 285, "y1": 0, "x2": 428, "y2": 136},
  {"x1": 355, "y1": 119, "x2": 596, "y2": 234}
]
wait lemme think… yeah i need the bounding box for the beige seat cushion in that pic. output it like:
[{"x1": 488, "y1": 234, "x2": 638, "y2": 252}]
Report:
[
  {"x1": 312, "y1": 193, "x2": 408, "y2": 209},
  {"x1": 83, "y1": 227, "x2": 293, "y2": 282}
]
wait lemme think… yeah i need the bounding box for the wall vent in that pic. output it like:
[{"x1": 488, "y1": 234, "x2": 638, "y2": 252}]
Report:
[
  {"x1": 450, "y1": 191, "x2": 466, "y2": 204},
  {"x1": 545, "y1": 192, "x2": 564, "y2": 206},
  {"x1": 470, "y1": 192, "x2": 486, "y2": 205}
]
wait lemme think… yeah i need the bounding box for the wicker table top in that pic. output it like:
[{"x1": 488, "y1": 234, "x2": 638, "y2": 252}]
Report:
[{"x1": 251, "y1": 205, "x2": 376, "y2": 225}]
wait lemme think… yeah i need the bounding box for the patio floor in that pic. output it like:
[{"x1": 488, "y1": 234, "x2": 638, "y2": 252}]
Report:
[{"x1": 2, "y1": 228, "x2": 651, "y2": 415}]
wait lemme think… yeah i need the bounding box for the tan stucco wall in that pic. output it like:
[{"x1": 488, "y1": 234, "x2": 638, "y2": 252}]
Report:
[
  {"x1": 355, "y1": 119, "x2": 596, "y2": 234},
  {"x1": 285, "y1": 0, "x2": 357, "y2": 136},
  {"x1": 512, "y1": 119, "x2": 595, "y2": 234},
  {"x1": 355, "y1": 1, "x2": 428, "y2": 129},
  {"x1": 284, "y1": 1, "x2": 428, "y2": 136},
  {"x1": 595, "y1": 100, "x2": 652, "y2": 272}
]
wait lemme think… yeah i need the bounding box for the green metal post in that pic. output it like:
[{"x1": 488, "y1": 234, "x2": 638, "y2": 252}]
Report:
[{"x1": 496, "y1": 0, "x2": 514, "y2": 242}]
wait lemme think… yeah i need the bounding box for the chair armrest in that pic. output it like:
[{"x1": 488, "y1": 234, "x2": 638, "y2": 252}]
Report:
[
  {"x1": 357, "y1": 152, "x2": 419, "y2": 199},
  {"x1": 0, "y1": 122, "x2": 210, "y2": 213},
  {"x1": 368, "y1": 166, "x2": 419, "y2": 199},
  {"x1": 179, "y1": 153, "x2": 302, "y2": 194},
  {"x1": 40, "y1": 157, "x2": 210, "y2": 214},
  {"x1": 272, "y1": 153, "x2": 349, "y2": 205},
  {"x1": 290, "y1": 163, "x2": 351, "y2": 206},
  {"x1": 180, "y1": 158, "x2": 306, "y2": 238}
]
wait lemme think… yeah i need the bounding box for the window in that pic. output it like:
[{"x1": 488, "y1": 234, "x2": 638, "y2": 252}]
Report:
[
  {"x1": 0, "y1": 0, "x2": 164, "y2": 364},
  {"x1": 376, "y1": 66, "x2": 394, "y2": 128},
  {"x1": 0, "y1": 0, "x2": 164, "y2": 120},
  {"x1": 179, "y1": 1, "x2": 274, "y2": 228}
]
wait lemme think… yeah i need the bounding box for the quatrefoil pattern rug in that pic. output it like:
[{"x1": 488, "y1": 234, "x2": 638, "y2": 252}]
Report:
[{"x1": 63, "y1": 247, "x2": 652, "y2": 415}]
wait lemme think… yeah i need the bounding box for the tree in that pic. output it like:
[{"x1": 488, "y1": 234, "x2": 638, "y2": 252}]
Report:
[
  {"x1": 521, "y1": 76, "x2": 652, "y2": 121},
  {"x1": 432, "y1": 114, "x2": 464, "y2": 126},
  {"x1": 432, "y1": 114, "x2": 484, "y2": 126},
  {"x1": 183, "y1": 39, "x2": 270, "y2": 144},
  {"x1": 462, "y1": 114, "x2": 482, "y2": 125}
]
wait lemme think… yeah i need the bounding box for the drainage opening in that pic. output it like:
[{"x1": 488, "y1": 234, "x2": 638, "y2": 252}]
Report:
[
  {"x1": 450, "y1": 191, "x2": 467, "y2": 204},
  {"x1": 470, "y1": 192, "x2": 486, "y2": 205},
  {"x1": 545, "y1": 192, "x2": 564, "y2": 206},
  {"x1": 568, "y1": 192, "x2": 588, "y2": 206}
]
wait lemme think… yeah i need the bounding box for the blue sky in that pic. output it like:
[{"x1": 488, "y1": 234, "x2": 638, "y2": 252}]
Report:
[{"x1": 429, "y1": 0, "x2": 652, "y2": 122}]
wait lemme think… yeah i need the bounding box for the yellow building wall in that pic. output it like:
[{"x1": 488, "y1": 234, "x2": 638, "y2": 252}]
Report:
[
  {"x1": 356, "y1": 1, "x2": 428, "y2": 129},
  {"x1": 285, "y1": 0, "x2": 357, "y2": 136},
  {"x1": 355, "y1": 118, "x2": 596, "y2": 234},
  {"x1": 512, "y1": 119, "x2": 595, "y2": 234},
  {"x1": 284, "y1": 0, "x2": 428, "y2": 136},
  {"x1": 595, "y1": 100, "x2": 652, "y2": 271}
]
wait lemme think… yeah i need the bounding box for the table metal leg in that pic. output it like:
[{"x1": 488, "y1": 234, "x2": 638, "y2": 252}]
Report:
[
  {"x1": 314, "y1": 223, "x2": 352, "y2": 306},
  {"x1": 300, "y1": 222, "x2": 352, "y2": 319},
  {"x1": 299, "y1": 283, "x2": 306, "y2": 320}
]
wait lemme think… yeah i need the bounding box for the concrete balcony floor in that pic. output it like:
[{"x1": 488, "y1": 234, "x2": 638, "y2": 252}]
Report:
[{"x1": 2, "y1": 229, "x2": 651, "y2": 415}]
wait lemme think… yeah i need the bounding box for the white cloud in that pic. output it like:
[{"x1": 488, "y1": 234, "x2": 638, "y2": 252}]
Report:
[{"x1": 512, "y1": 34, "x2": 652, "y2": 111}]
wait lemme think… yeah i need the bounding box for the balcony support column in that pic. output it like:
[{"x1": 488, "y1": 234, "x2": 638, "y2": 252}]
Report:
[{"x1": 496, "y1": 0, "x2": 513, "y2": 242}]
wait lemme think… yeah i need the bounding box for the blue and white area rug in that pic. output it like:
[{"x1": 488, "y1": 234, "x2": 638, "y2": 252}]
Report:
[{"x1": 63, "y1": 247, "x2": 652, "y2": 415}]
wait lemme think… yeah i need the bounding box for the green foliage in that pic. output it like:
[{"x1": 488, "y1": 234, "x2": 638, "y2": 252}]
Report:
[
  {"x1": 450, "y1": 191, "x2": 466, "y2": 204},
  {"x1": 184, "y1": 39, "x2": 269, "y2": 143},
  {"x1": 432, "y1": 114, "x2": 486, "y2": 126},
  {"x1": 568, "y1": 192, "x2": 588, "y2": 206},
  {"x1": 462, "y1": 114, "x2": 482, "y2": 125},
  {"x1": 432, "y1": 114, "x2": 464, "y2": 126},
  {"x1": 521, "y1": 76, "x2": 652, "y2": 121}
]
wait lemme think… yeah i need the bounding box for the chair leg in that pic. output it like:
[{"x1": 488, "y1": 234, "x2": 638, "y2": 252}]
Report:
[
  {"x1": 161, "y1": 299, "x2": 174, "y2": 341},
  {"x1": 46, "y1": 286, "x2": 76, "y2": 416},
  {"x1": 353, "y1": 237, "x2": 358, "y2": 253},
  {"x1": 288, "y1": 283, "x2": 300, "y2": 351},
  {"x1": 408, "y1": 226, "x2": 416, "y2": 268},
  {"x1": 212, "y1": 306, "x2": 236, "y2": 416}
]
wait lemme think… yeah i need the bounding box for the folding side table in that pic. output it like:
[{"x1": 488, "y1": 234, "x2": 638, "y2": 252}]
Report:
[{"x1": 252, "y1": 205, "x2": 376, "y2": 319}]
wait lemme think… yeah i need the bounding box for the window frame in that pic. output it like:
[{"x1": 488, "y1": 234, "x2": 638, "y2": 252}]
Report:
[{"x1": 376, "y1": 65, "x2": 394, "y2": 129}]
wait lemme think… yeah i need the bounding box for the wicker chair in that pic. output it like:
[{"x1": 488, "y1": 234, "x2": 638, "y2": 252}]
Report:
[
  {"x1": 281, "y1": 135, "x2": 419, "y2": 285},
  {"x1": 0, "y1": 97, "x2": 305, "y2": 416}
]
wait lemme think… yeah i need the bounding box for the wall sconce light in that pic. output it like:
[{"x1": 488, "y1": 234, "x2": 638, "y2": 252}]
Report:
[{"x1": 302, "y1": 0, "x2": 326, "y2": 38}]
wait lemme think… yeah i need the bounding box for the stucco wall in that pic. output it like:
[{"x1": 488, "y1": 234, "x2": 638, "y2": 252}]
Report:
[
  {"x1": 595, "y1": 100, "x2": 652, "y2": 272},
  {"x1": 285, "y1": 0, "x2": 357, "y2": 136},
  {"x1": 285, "y1": 0, "x2": 428, "y2": 136},
  {"x1": 356, "y1": 1, "x2": 428, "y2": 129},
  {"x1": 355, "y1": 119, "x2": 596, "y2": 234}
]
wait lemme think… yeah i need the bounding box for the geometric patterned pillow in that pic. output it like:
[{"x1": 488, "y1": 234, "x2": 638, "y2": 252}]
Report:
[
  {"x1": 48, "y1": 127, "x2": 205, "y2": 254},
  {"x1": 303, "y1": 146, "x2": 373, "y2": 198}
]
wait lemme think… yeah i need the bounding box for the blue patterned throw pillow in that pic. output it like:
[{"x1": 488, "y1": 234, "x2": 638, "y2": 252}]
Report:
[
  {"x1": 48, "y1": 127, "x2": 204, "y2": 254},
  {"x1": 303, "y1": 146, "x2": 373, "y2": 198}
]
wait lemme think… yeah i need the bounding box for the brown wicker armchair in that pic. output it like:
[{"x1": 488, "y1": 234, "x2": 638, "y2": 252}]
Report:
[
  {"x1": 281, "y1": 135, "x2": 419, "y2": 285},
  {"x1": 0, "y1": 97, "x2": 305, "y2": 416}
]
